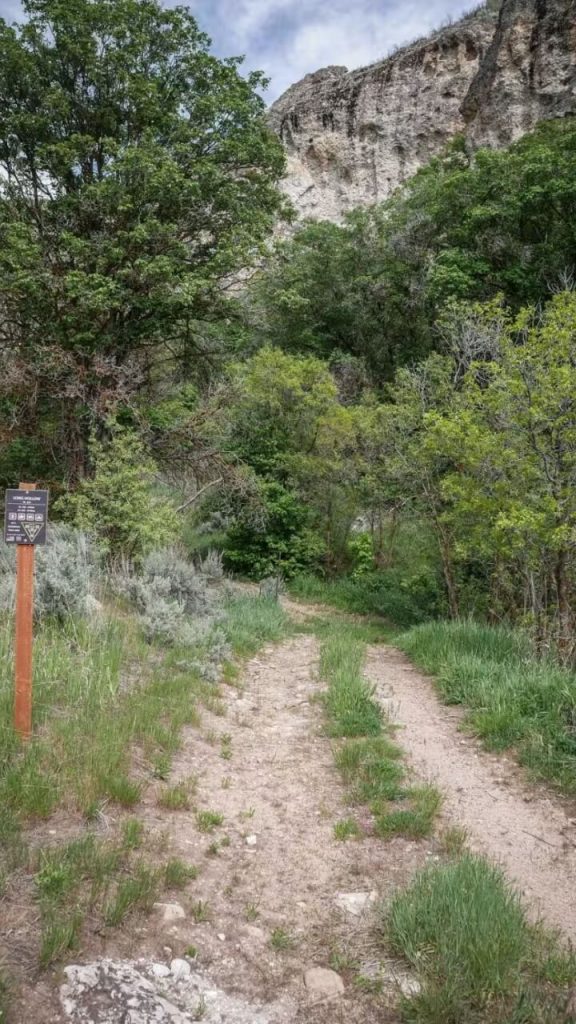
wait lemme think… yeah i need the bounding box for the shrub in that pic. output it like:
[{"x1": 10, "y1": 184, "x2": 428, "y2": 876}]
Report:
[
  {"x1": 142, "y1": 548, "x2": 213, "y2": 616},
  {"x1": 63, "y1": 424, "x2": 178, "y2": 562},
  {"x1": 0, "y1": 525, "x2": 99, "y2": 620},
  {"x1": 224, "y1": 481, "x2": 325, "y2": 580},
  {"x1": 198, "y1": 550, "x2": 225, "y2": 581}
]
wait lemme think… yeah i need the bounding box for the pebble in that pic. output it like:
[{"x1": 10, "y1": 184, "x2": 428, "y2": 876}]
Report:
[{"x1": 246, "y1": 835, "x2": 258, "y2": 846}]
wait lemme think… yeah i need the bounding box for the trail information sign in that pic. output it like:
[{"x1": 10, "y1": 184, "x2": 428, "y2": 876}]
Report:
[{"x1": 4, "y1": 489, "x2": 49, "y2": 545}]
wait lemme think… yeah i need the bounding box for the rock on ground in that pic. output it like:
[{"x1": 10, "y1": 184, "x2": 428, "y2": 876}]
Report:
[{"x1": 60, "y1": 960, "x2": 289, "y2": 1023}]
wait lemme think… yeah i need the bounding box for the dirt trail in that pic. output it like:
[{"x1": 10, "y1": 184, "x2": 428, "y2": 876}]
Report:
[
  {"x1": 366, "y1": 644, "x2": 576, "y2": 941},
  {"x1": 54, "y1": 634, "x2": 427, "y2": 1024},
  {"x1": 29, "y1": 624, "x2": 576, "y2": 1022}
]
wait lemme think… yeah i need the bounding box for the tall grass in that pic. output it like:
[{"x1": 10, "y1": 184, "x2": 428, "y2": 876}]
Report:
[
  {"x1": 319, "y1": 621, "x2": 440, "y2": 838},
  {"x1": 223, "y1": 595, "x2": 290, "y2": 658},
  {"x1": 397, "y1": 620, "x2": 576, "y2": 794},
  {"x1": 387, "y1": 853, "x2": 576, "y2": 1022}
]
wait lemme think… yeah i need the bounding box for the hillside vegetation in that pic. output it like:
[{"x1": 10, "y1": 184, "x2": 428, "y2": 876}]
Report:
[{"x1": 1, "y1": 2, "x2": 576, "y2": 1022}]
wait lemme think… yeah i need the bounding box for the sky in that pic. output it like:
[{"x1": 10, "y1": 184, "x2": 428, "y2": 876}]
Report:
[{"x1": 0, "y1": 0, "x2": 482, "y2": 101}]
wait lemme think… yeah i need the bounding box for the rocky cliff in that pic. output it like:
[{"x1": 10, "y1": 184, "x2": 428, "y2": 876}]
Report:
[{"x1": 269, "y1": 0, "x2": 576, "y2": 222}]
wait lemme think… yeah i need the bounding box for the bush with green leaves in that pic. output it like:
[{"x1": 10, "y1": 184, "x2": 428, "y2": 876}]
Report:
[
  {"x1": 224, "y1": 482, "x2": 325, "y2": 581},
  {"x1": 64, "y1": 426, "x2": 178, "y2": 562}
]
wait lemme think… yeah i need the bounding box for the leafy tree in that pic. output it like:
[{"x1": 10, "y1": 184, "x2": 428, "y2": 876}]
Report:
[
  {"x1": 249, "y1": 120, "x2": 576, "y2": 385},
  {"x1": 63, "y1": 422, "x2": 178, "y2": 559},
  {"x1": 0, "y1": 0, "x2": 286, "y2": 484}
]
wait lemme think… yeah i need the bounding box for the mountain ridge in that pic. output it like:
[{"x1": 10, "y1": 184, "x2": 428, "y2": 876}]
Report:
[{"x1": 269, "y1": 0, "x2": 576, "y2": 222}]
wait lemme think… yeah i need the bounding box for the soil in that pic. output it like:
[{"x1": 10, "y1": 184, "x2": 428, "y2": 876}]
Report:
[{"x1": 7, "y1": 615, "x2": 576, "y2": 1022}]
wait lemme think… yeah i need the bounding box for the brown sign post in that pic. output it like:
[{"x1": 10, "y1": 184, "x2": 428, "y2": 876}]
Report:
[{"x1": 4, "y1": 482, "x2": 49, "y2": 741}]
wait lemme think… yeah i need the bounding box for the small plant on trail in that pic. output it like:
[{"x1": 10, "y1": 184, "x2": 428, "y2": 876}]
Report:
[
  {"x1": 164, "y1": 859, "x2": 198, "y2": 889},
  {"x1": 104, "y1": 863, "x2": 160, "y2": 926},
  {"x1": 333, "y1": 818, "x2": 362, "y2": 841},
  {"x1": 196, "y1": 810, "x2": 224, "y2": 833},
  {"x1": 220, "y1": 734, "x2": 232, "y2": 760},
  {"x1": 121, "y1": 819, "x2": 144, "y2": 851},
  {"x1": 270, "y1": 927, "x2": 294, "y2": 951},
  {"x1": 386, "y1": 853, "x2": 576, "y2": 1022},
  {"x1": 191, "y1": 900, "x2": 210, "y2": 923},
  {"x1": 158, "y1": 782, "x2": 192, "y2": 811},
  {"x1": 439, "y1": 826, "x2": 468, "y2": 856},
  {"x1": 245, "y1": 902, "x2": 260, "y2": 921},
  {"x1": 40, "y1": 913, "x2": 83, "y2": 967}
]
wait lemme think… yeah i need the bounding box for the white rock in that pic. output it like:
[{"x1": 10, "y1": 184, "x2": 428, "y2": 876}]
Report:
[
  {"x1": 217, "y1": 933, "x2": 226, "y2": 942},
  {"x1": 304, "y1": 967, "x2": 344, "y2": 1000},
  {"x1": 152, "y1": 963, "x2": 171, "y2": 979},
  {"x1": 245, "y1": 835, "x2": 258, "y2": 846},
  {"x1": 154, "y1": 902, "x2": 186, "y2": 923},
  {"x1": 335, "y1": 891, "x2": 377, "y2": 917},
  {"x1": 170, "y1": 958, "x2": 191, "y2": 981}
]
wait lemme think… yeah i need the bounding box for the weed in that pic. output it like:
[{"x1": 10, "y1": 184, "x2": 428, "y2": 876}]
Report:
[
  {"x1": 333, "y1": 818, "x2": 362, "y2": 841},
  {"x1": 158, "y1": 782, "x2": 192, "y2": 811},
  {"x1": 329, "y1": 947, "x2": 358, "y2": 973},
  {"x1": 245, "y1": 902, "x2": 260, "y2": 921},
  {"x1": 40, "y1": 913, "x2": 83, "y2": 967},
  {"x1": 194, "y1": 995, "x2": 207, "y2": 1020},
  {"x1": 196, "y1": 810, "x2": 224, "y2": 833},
  {"x1": 191, "y1": 900, "x2": 210, "y2": 923},
  {"x1": 320, "y1": 624, "x2": 382, "y2": 737},
  {"x1": 164, "y1": 859, "x2": 198, "y2": 889},
  {"x1": 221, "y1": 776, "x2": 231, "y2": 789},
  {"x1": 122, "y1": 818, "x2": 144, "y2": 850},
  {"x1": 375, "y1": 785, "x2": 442, "y2": 840},
  {"x1": 239, "y1": 807, "x2": 256, "y2": 821},
  {"x1": 152, "y1": 754, "x2": 172, "y2": 780},
  {"x1": 220, "y1": 835, "x2": 231, "y2": 848},
  {"x1": 102, "y1": 774, "x2": 142, "y2": 808},
  {"x1": 104, "y1": 864, "x2": 160, "y2": 926},
  {"x1": 206, "y1": 841, "x2": 220, "y2": 857},
  {"x1": 270, "y1": 927, "x2": 294, "y2": 951},
  {"x1": 439, "y1": 826, "x2": 468, "y2": 856},
  {"x1": 220, "y1": 734, "x2": 232, "y2": 760},
  {"x1": 185, "y1": 945, "x2": 198, "y2": 959},
  {"x1": 223, "y1": 596, "x2": 290, "y2": 659}
]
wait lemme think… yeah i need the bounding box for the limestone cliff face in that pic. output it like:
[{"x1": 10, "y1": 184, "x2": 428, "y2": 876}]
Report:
[{"x1": 270, "y1": 0, "x2": 576, "y2": 222}]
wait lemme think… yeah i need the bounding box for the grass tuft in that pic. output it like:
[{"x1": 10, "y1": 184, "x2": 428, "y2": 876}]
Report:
[
  {"x1": 386, "y1": 853, "x2": 576, "y2": 1022},
  {"x1": 157, "y1": 781, "x2": 193, "y2": 811},
  {"x1": 104, "y1": 863, "x2": 160, "y2": 926},
  {"x1": 164, "y1": 858, "x2": 198, "y2": 889},
  {"x1": 333, "y1": 818, "x2": 362, "y2": 841},
  {"x1": 196, "y1": 810, "x2": 224, "y2": 833}
]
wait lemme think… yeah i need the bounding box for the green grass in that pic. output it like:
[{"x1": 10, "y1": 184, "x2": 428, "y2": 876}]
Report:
[
  {"x1": 319, "y1": 624, "x2": 382, "y2": 737},
  {"x1": 270, "y1": 927, "x2": 294, "y2": 951},
  {"x1": 386, "y1": 853, "x2": 576, "y2": 1023},
  {"x1": 163, "y1": 858, "x2": 198, "y2": 889},
  {"x1": 104, "y1": 862, "x2": 160, "y2": 927},
  {"x1": 397, "y1": 619, "x2": 576, "y2": 794},
  {"x1": 157, "y1": 781, "x2": 194, "y2": 811},
  {"x1": 319, "y1": 623, "x2": 441, "y2": 839},
  {"x1": 333, "y1": 817, "x2": 362, "y2": 841},
  {"x1": 196, "y1": 809, "x2": 224, "y2": 833},
  {"x1": 0, "y1": 611, "x2": 210, "y2": 863},
  {"x1": 222, "y1": 595, "x2": 291, "y2": 658}
]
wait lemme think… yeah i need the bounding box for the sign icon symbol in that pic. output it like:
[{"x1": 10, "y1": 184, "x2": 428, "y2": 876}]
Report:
[{"x1": 22, "y1": 523, "x2": 42, "y2": 543}]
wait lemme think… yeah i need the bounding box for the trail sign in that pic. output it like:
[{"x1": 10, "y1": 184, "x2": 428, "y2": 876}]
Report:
[
  {"x1": 3, "y1": 483, "x2": 49, "y2": 741},
  {"x1": 4, "y1": 488, "x2": 49, "y2": 546}
]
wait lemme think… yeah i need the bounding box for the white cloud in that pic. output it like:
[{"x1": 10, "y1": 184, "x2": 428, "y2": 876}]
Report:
[{"x1": 0, "y1": 0, "x2": 485, "y2": 100}]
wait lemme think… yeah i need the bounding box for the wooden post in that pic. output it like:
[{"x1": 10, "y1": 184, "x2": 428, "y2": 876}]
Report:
[{"x1": 14, "y1": 482, "x2": 36, "y2": 741}]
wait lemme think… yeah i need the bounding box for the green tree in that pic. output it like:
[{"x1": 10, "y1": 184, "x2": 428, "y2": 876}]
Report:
[
  {"x1": 249, "y1": 120, "x2": 576, "y2": 385},
  {"x1": 0, "y1": 0, "x2": 286, "y2": 484},
  {"x1": 64, "y1": 423, "x2": 177, "y2": 559}
]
